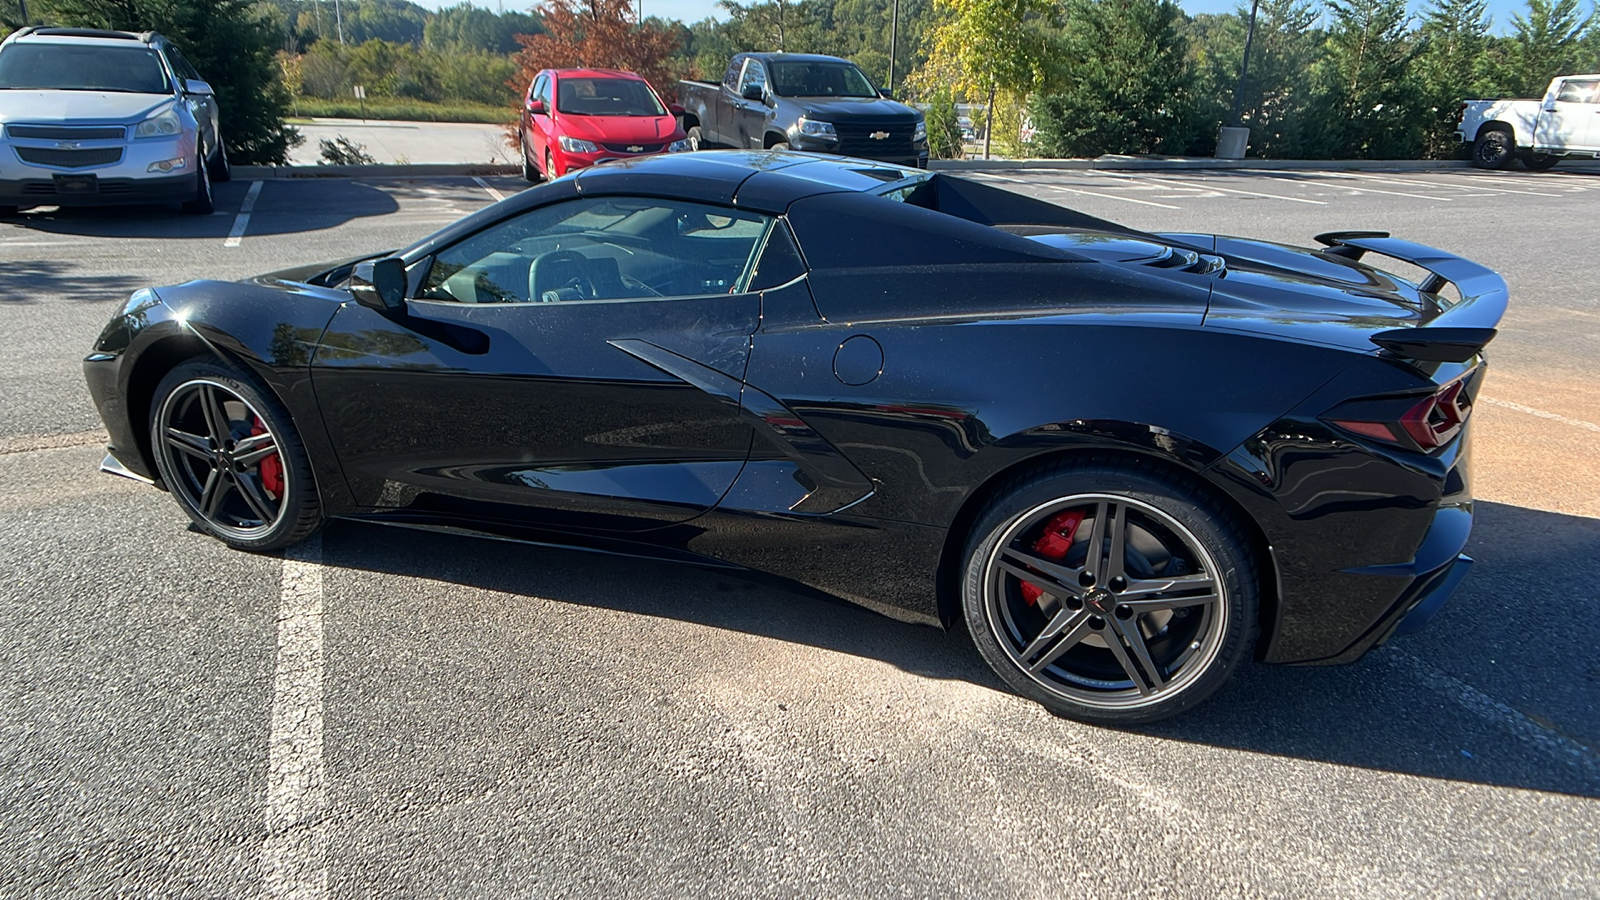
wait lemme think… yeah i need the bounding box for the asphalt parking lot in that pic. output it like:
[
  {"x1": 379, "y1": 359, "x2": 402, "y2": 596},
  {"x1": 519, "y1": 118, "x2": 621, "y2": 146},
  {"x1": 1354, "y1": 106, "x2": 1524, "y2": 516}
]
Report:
[{"x1": 2, "y1": 165, "x2": 1598, "y2": 898}]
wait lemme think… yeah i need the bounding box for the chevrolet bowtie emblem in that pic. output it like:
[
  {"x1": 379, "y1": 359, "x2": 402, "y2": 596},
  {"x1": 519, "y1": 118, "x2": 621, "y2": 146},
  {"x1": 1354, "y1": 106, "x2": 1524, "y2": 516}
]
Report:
[
  {"x1": 55, "y1": 141, "x2": 83, "y2": 150},
  {"x1": 869, "y1": 131, "x2": 889, "y2": 140},
  {"x1": 626, "y1": 145, "x2": 644, "y2": 152}
]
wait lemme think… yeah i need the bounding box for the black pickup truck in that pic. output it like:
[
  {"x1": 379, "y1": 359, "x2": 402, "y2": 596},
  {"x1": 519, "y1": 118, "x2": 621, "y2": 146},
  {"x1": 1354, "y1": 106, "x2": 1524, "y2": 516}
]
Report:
[{"x1": 678, "y1": 53, "x2": 928, "y2": 168}]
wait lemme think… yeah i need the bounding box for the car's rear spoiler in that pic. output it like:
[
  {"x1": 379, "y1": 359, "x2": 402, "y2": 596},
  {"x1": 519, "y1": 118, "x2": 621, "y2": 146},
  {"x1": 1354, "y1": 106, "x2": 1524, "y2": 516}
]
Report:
[{"x1": 1315, "y1": 231, "x2": 1507, "y2": 362}]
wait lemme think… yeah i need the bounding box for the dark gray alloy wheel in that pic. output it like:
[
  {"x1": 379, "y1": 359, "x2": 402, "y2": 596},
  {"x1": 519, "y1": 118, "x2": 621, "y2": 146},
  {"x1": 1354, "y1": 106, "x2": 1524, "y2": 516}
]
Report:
[
  {"x1": 182, "y1": 152, "x2": 214, "y2": 214},
  {"x1": 1472, "y1": 130, "x2": 1514, "y2": 169},
  {"x1": 149, "y1": 360, "x2": 323, "y2": 551},
  {"x1": 961, "y1": 460, "x2": 1257, "y2": 725}
]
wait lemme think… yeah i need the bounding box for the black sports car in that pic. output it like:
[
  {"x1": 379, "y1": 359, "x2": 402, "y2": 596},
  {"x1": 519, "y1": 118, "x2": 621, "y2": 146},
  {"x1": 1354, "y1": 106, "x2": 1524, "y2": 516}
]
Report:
[{"x1": 83, "y1": 151, "x2": 1505, "y2": 724}]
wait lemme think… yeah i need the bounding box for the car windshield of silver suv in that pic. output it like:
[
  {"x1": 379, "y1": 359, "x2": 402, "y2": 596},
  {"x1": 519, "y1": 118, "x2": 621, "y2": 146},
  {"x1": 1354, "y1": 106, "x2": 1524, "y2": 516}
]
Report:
[{"x1": 0, "y1": 44, "x2": 172, "y2": 94}]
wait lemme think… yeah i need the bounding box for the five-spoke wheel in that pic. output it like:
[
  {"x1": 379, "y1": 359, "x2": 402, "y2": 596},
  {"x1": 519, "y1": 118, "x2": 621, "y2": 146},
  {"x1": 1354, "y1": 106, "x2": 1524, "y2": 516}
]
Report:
[
  {"x1": 149, "y1": 360, "x2": 322, "y2": 551},
  {"x1": 963, "y1": 461, "x2": 1256, "y2": 725}
]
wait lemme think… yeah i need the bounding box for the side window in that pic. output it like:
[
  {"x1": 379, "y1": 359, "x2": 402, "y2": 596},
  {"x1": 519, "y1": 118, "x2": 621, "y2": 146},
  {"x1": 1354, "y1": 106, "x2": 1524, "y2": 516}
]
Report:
[
  {"x1": 531, "y1": 74, "x2": 549, "y2": 107},
  {"x1": 723, "y1": 57, "x2": 743, "y2": 91},
  {"x1": 1556, "y1": 79, "x2": 1598, "y2": 104},
  {"x1": 420, "y1": 197, "x2": 773, "y2": 305},
  {"x1": 738, "y1": 60, "x2": 767, "y2": 95},
  {"x1": 167, "y1": 47, "x2": 202, "y2": 82}
]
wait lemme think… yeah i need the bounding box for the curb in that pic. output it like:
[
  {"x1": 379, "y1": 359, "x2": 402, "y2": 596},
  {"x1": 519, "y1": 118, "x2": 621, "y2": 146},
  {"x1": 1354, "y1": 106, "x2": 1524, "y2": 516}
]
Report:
[
  {"x1": 235, "y1": 163, "x2": 520, "y2": 179},
  {"x1": 928, "y1": 156, "x2": 1474, "y2": 172}
]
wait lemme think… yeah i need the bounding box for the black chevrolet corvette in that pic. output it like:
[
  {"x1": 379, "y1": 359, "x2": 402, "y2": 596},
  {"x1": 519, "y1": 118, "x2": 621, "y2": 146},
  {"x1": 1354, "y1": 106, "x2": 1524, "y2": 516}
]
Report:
[{"x1": 84, "y1": 151, "x2": 1505, "y2": 724}]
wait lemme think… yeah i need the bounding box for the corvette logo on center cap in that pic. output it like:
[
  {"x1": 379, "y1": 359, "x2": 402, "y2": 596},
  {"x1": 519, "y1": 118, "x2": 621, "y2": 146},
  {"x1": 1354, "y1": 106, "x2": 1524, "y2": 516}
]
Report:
[{"x1": 869, "y1": 131, "x2": 889, "y2": 140}]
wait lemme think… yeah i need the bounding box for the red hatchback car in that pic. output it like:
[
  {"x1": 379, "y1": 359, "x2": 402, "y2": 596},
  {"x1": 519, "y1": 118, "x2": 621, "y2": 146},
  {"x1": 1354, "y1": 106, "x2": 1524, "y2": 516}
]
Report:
[{"x1": 518, "y1": 68, "x2": 689, "y2": 181}]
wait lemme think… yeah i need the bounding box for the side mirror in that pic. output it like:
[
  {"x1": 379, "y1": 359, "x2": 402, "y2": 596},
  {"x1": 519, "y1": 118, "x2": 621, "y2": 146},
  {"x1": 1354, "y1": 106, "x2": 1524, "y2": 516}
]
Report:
[
  {"x1": 350, "y1": 257, "x2": 408, "y2": 313},
  {"x1": 740, "y1": 83, "x2": 763, "y2": 102},
  {"x1": 527, "y1": 98, "x2": 546, "y2": 115},
  {"x1": 668, "y1": 102, "x2": 685, "y2": 117},
  {"x1": 878, "y1": 88, "x2": 893, "y2": 100},
  {"x1": 184, "y1": 79, "x2": 214, "y2": 97}
]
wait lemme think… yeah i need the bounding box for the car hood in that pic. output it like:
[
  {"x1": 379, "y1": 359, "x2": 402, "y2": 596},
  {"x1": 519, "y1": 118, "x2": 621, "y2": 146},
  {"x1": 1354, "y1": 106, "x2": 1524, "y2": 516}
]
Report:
[
  {"x1": 1027, "y1": 230, "x2": 1430, "y2": 354},
  {"x1": 556, "y1": 113, "x2": 683, "y2": 144},
  {"x1": 793, "y1": 96, "x2": 919, "y2": 120},
  {"x1": 0, "y1": 90, "x2": 171, "y2": 124}
]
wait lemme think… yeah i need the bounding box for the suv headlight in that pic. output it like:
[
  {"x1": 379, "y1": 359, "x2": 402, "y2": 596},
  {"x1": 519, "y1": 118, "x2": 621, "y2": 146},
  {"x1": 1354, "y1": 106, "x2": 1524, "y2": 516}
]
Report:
[
  {"x1": 134, "y1": 105, "x2": 183, "y2": 139},
  {"x1": 668, "y1": 138, "x2": 691, "y2": 152},
  {"x1": 557, "y1": 135, "x2": 599, "y2": 153},
  {"x1": 913, "y1": 119, "x2": 926, "y2": 143},
  {"x1": 797, "y1": 118, "x2": 836, "y2": 138}
]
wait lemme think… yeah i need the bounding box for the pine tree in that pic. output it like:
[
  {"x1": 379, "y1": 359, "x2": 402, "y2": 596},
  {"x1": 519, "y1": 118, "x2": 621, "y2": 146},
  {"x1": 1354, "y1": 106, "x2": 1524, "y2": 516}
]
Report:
[
  {"x1": 1504, "y1": 0, "x2": 1591, "y2": 96},
  {"x1": 1313, "y1": 0, "x2": 1424, "y2": 158},
  {"x1": 37, "y1": 0, "x2": 300, "y2": 164},
  {"x1": 1415, "y1": 0, "x2": 1492, "y2": 156}
]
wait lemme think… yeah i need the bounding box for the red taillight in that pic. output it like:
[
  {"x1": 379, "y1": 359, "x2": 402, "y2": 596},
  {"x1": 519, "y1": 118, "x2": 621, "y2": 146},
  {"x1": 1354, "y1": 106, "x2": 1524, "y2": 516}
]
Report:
[{"x1": 1327, "y1": 377, "x2": 1473, "y2": 452}]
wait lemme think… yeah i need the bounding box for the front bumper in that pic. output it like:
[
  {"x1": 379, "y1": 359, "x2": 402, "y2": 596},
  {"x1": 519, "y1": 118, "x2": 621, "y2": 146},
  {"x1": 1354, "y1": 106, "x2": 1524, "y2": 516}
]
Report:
[
  {"x1": 0, "y1": 130, "x2": 197, "y2": 208},
  {"x1": 787, "y1": 134, "x2": 928, "y2": 168},
  {"x1": 556, "y1": 145, "x2": 679, "y2": 175}
]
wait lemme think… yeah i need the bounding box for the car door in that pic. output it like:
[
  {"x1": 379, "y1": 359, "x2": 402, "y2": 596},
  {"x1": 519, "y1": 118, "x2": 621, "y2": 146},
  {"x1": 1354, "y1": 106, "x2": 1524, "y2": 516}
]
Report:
[
  {"x1": 733, "y1": 59, "x2": 772, "y2": 150},
  {"x1": 709, "y1": 56, "x2": 745, "y2": 146},
  {"x1": 310, "y1": 193, "x2": 773, "y2": 533},
  {"x1": 527, "y1": 73, "x2": 554, "y2": 165},
  {"x1": 166, "y1": 47, "x2": 217, "y2": 150},
  {"x1": 1535, "y1": 77, "x2": 1600, "y2": 151}
]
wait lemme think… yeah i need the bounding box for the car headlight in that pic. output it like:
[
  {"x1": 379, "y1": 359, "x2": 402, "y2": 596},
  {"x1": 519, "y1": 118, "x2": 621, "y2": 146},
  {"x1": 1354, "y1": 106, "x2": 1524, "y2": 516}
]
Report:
[
  {"x1": 913, "y1": 119, "x2": 926, "y2": 143},
  {"x1": 134, "y1": 106, "x2": 183, "y2": 139},
  {"x1": 558, "y1": 136, "x2": 599, "y2": 153},
  {"x1": 668, "y1": 138, "x2": 691, "y2": 152},
  {"x1": 797, "y1": 118, "x2": 836, "y2": 138}
]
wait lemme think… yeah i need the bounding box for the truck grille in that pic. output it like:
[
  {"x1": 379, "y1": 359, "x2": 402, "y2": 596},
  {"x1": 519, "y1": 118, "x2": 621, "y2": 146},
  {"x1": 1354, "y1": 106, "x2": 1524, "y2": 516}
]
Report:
[
  {"x1": 835, "y1": 119, "x2": 915, "y2": 158},
  {"x1": 15, "y1": 147, "x2": 124, "y2": 168},
  {"x1": 7, "y1": 124, "x2": 126, "y2": 140}
]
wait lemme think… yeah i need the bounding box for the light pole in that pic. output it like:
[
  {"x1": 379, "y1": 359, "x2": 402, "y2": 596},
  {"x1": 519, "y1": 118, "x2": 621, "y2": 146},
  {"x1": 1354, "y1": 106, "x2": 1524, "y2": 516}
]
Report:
[
  {"x1": 1216, "y1": 0, "x2": 1260, "y2": 158},
  {"x1": 333, "y1": 0, "x2": 345, "y2": 45},
  {"x1": 887, "y1": 0, "x2": 899, "y2": 95},
  {"x1": 18, "y1": 0, "x2": 29, "y2": 22}
]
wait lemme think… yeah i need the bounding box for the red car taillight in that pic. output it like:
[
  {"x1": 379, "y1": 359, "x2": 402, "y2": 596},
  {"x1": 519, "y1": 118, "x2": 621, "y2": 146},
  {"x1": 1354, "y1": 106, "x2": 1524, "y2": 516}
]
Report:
[{"x1": 1326, "y1": 376, "x2": 1474, "y2": 452}]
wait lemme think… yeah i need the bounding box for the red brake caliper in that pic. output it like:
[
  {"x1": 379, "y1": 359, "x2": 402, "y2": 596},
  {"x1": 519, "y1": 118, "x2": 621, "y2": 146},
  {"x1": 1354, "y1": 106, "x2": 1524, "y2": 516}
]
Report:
[
  {"x1": 251, "y1": 417, "x2": 284, "y2": 499},
  {"x1": 1020, "y1": 510, "x2": 1084, "y2": 605}
]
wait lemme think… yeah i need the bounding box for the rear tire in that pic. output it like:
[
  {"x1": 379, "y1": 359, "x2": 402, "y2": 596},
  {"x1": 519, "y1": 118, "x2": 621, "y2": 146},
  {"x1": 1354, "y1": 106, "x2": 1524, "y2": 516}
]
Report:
[
  {"x1": 960, "y1": 458, "x2": 1258, "y2": 726},
  {"x1": 520, "y1": 135, "x2": 541, "y2": 183},
  {"x1": 182, "y1": 153, "x2": 214, "y2": 215},
  {"x1": 1523, "y1": 153, "x2": 1559, "y2": 171},
  {"x1": 148, "y1": 359, "x2": 323, "y2": 552},
  {"x1": 1472, "y1": 130, "x2": 1514, "y2": 169}
]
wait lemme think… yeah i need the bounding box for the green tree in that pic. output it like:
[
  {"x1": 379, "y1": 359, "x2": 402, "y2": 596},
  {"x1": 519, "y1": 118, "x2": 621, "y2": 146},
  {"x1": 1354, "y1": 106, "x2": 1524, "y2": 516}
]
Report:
[
  {"x1": 912, "y1": 0, "x2": 1055, "y2": 158},
  {"x1": 38, "y1": 0, "x2": 300, "y2": 163},
  {"x1": 424, "y1": 4, "x2": 544, "y2": 54},
  {"x1": 1414, "y1": 0, "x2": 1492, "y2": 156},
  {"x1": 1198, "y1": 0, "x2": 1324, "y2": 158},
  {"x1": 1501, "y1": 0, "x2": 1591, "y2": 96},
  {"x1": 1312, "y1": 0, "x2": 1424, "y2": 158}
]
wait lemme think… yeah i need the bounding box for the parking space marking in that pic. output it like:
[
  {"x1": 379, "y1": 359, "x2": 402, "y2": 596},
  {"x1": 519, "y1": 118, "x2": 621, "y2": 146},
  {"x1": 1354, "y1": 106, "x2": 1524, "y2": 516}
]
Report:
[
  {"x1": 1254, "y1": 172, "x2": 1453, "y2": 201},
  {"x1": 1101, "y1": 172, "x2": 1327, "y2": 205},
  {"x1": 261, "y1": 536, "x2": 328, "y2": 900},
  {"x1": 1481, "y1": 396, "x2": 1600, "y2": 433},
  {"x1": 977, "y1": 173, "x2": 1182, "y2": 209},
  {"x1": 224, "y1": 180, "x2": 264, "y2": 248},
  {"x1": 472, "y1": 176, "x2": 507, "y2": 202},
  {"x1": 1335, "y1": 171, "x2": 1562, "y2": 198}
]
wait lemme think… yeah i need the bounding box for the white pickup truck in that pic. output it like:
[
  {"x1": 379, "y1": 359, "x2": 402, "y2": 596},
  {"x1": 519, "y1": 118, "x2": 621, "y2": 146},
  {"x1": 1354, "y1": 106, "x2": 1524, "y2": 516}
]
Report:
[{"x1": 1459, "y1": 74, "x2": 1600, "y2": 169}]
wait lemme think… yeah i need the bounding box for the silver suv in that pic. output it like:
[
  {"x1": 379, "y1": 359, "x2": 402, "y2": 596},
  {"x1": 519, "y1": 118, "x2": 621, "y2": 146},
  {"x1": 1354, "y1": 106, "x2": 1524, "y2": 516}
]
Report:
[{"x1": 0, "y1": 27, "x2": 230, "y2": 216}]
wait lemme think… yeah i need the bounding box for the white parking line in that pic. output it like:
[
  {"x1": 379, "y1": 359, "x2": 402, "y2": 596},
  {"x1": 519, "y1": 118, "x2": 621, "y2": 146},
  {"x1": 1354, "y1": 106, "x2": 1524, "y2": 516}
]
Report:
[
  {"x1": 1101, "y1": 172, "x2": 1327, "y2": 205},
  {"x1": 979, "y1": 173, "x2": 1182, "y2": 209},
  {"x1": 224, "y1": 180, "x2": 263, "y2": 248},
  {"x1": 1481, "y1": 396, "x2": 1600, "y2": 433},
  {"x1": 1338, "y1": 171, "x2": 1562, "y2": 198},
  {"x1": 472, "y1": 176, "x2": 506, "y2": 202},
  {"x1": 1254, "y1": 171, "x2": 1452, "y2": 202},
  {"x1": 261, "y1": 536, "x2": 328, "y2": 900}
]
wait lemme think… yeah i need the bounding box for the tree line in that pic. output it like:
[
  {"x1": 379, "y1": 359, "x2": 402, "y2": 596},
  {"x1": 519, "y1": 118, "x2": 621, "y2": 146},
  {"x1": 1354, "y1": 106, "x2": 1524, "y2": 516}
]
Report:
[{"x1": 5, "y1": 0, "x2": 1600, "y2": 164}]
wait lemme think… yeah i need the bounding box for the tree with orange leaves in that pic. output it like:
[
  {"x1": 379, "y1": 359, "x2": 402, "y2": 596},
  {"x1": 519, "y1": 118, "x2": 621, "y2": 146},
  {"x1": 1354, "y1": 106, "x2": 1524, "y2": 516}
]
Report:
[{"x1": 509, "y1": 0, "x2": 683, "y2": 102}]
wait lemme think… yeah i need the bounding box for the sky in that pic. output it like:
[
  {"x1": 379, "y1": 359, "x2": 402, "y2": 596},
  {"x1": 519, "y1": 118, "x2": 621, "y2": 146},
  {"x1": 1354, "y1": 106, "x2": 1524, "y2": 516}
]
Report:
[{"x1": 421, "y1": 0, "x2": 1560, "y2": 34}]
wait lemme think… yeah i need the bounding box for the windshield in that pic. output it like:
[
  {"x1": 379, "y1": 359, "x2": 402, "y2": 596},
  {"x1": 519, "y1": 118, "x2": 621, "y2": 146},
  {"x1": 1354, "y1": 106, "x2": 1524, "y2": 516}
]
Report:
[
  {"x1": 0, "y1": 44, "x2": 172, "y2": 93},
  {"x1": 770, "y1": 62, "x2": 878, "y2": 98},
  {"x1": 555, "y1": 77, "x2": 666, "y2": 116}
]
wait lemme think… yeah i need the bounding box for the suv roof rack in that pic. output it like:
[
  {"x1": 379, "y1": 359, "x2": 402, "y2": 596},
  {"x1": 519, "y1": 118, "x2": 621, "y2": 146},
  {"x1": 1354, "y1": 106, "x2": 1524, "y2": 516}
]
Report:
[
  {"x1": 26, "y1": 28, "x2": 143, "y2": 41},
  {"x1": 5, "y1": 26, "x2": 40, "y2": 40}
]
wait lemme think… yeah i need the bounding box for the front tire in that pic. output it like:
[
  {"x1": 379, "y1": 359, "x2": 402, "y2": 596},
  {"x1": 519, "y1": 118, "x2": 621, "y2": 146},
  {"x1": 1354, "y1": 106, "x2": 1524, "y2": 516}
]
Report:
[
  {"x1": 686, "y1": 125, "x2": 703, "y2": 151},
  {"x1": 1472, "y1": 130, "x2": 1514, "y2": 169},
  {"x1": 961, "y1": 459, "x2": 1258, "y2": 726},
  {"x1": 545, "y1": 149, "x2": 560, "y2": 179},
  {"x1": 770, "y1": 141, "x2": 791, "y2": 152},
  {"x1": 182, "y1": 153, "x2": 214, "y2": 214},
  {"x1": 208, "y1": 138, "x2": 232, "y2": 183},
  {"x1": 149, "y1": 360, "x2": 323, "y2": 551}
]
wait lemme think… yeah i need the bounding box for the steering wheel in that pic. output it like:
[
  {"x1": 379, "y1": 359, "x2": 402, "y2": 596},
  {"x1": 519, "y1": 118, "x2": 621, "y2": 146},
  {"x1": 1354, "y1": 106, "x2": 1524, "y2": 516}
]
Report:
[{"x1": 530, "y1": 249, "x2": 595, "y2": 302}]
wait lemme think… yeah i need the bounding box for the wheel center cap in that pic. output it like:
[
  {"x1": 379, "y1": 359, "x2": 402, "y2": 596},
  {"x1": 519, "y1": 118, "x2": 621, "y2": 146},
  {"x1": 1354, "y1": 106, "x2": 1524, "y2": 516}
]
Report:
[{"x1": 1084, "y1": 588, "x2": 1114, "y2": 614}]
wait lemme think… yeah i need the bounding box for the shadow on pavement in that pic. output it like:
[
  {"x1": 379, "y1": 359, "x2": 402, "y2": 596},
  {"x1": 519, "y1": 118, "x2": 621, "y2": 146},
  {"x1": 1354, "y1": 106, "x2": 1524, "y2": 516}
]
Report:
[
  {"x1": 320, "y1": 499, "x2": 1598, "y2": 799},
  {"x1": 7, "y1": 179, "x2": 400, "y2": 239},
  {"x1": 0, "y1": 259, "x2": 141, "y2": 304}
]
